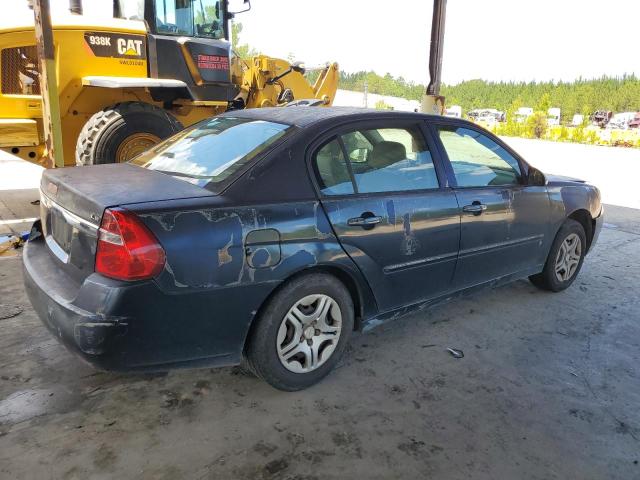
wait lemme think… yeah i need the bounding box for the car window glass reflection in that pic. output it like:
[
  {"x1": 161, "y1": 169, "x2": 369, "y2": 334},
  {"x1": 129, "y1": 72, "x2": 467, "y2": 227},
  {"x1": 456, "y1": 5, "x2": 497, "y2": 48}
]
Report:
[
  {"x1": 438, "y1": 127, "x2": 521, "y2": 187},
  {"x1": 342, "y1": 128, "x2": 439, "y2": 194},
  {"x1": 131, "y1": 117, "x2": 291, "y2": 188},
  {"x1": 314, "y1": 139, "x2": 355, "y2": 195}
]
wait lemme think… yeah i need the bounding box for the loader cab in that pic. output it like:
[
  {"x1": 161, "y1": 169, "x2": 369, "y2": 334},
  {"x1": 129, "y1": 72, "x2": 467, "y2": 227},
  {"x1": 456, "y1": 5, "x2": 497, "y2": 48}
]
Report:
[
  {"x1": 146, "y1": 0, "x2": 229, "y2": 41},
  {"x1": 116, "y1": 0, "x2": 242, "y2": 102}
]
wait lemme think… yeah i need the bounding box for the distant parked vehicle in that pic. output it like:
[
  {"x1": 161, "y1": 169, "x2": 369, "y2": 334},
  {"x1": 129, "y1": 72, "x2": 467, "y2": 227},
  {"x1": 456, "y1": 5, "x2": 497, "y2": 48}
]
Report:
[
  {"x1": 445, "y1": 105, "x2": 462, "y2": 118},
  {"x1": 468, "y1": 108, "x2": 505, "y2": 123},
  {"x1": 547, "y1": 108, "x2": 561, "y2": 126},
  {"x1": 590, "y1": 110, "x2": 613, "y2": 128},
  {"x1": 606, "y1": 112, "x2": 636, "y2": 130},
  {"x1": 516, "y1": 107, "x2": 533, "y2": 123},
  {"x1": 571, "y1": 114, "x2": 585, "y2": 127},
  {"x1": 629, "y1": 113, "x2": 640, "y2": 129}
]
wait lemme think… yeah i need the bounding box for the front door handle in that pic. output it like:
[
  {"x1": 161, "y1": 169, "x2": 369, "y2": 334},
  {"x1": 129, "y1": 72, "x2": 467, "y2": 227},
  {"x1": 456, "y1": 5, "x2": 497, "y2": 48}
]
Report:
[
  {"x1": 462, "y1": 203, "x2": 487, "y2": 215},
  {"x1": 348, "y1": 214, "x2": 382, "y2": 228}
]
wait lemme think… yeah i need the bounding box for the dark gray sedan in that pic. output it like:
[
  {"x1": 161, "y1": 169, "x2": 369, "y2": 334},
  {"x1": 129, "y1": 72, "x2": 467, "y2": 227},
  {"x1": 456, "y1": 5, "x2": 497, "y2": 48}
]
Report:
[{"x1": 23, "y1": 107, "x2": 603, "y2": 390}]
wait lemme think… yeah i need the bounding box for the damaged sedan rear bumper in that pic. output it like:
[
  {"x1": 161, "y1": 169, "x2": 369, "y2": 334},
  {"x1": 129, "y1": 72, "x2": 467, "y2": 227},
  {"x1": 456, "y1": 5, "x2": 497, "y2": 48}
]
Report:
[
  {"x1": 23, "y1": 240, "x2": 129, "y2": 367},
  {"x1": 22, "y1": 237, "x2": 259, "y2": 371}
]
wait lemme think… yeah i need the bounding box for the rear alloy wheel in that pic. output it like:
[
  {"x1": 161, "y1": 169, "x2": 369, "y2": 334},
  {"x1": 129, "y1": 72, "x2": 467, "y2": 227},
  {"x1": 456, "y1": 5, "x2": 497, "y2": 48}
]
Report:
[
  {"x1": 276, "y1": 294, "x2": 343, "y2": 374},
  {"x1": 529, "y1": 219, "x2": 587, "y2": 292},
  {"x1": 245, "y1": 273, "x2": 353, "y2": 391},
  {"x1": 75, "y1": 102, "x2": 182, "y2": 166}
]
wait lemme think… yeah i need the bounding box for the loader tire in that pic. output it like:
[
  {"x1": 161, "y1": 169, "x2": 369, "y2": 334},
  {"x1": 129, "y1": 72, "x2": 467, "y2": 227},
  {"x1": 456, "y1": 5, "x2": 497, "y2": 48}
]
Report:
[{"x1": 75, "y1": 102, "x2": 182, "y2": 166}]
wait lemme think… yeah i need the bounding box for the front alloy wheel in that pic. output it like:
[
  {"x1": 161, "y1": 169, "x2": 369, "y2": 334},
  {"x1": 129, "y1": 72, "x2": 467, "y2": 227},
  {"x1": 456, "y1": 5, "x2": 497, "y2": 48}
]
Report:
[
  {"x1": 277, "y1": 294, "x2": 342, "y2": 373},
  {"x1": 554, "y1": 233, "x2": 582, "y2": 282},
  {"x1": 529, "y1": 218, "x2": 587, "y2": 292}
]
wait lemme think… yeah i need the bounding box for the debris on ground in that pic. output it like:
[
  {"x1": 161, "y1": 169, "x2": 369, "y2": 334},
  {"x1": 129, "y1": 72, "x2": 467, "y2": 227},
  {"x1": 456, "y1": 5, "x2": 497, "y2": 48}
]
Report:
[
  {"x1": 446, "y1": 347, "x2": 464, "y2": 359},
  {"x1": 0, "y1": 231, "x2": 29, "y2": 256},
  {"x1": 0, "y1": 304, "x2": 23, "y2": 320}
]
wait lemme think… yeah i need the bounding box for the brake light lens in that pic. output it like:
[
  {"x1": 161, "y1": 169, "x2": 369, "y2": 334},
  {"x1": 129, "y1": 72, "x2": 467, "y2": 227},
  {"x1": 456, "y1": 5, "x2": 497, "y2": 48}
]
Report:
[{"x1": 95, "y1": 209, "x2": 165, "y2": 281}]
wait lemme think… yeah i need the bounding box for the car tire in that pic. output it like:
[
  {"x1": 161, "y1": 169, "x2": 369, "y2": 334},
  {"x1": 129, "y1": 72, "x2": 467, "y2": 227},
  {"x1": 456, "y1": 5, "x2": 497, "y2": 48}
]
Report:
[
  {"x1": 75, "y1": 102, "x2": 182, "y2": 166},
  {"x1": 245, "y1": 273, "x2": 354, "y2": 391},
  {"x1": 529, "y1": 219, "x2": 587, "y2": 292}
]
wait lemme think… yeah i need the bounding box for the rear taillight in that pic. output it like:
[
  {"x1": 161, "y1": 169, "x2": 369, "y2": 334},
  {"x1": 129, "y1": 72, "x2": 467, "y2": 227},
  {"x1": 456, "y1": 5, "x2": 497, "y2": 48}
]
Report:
[{"x1": 95, "y1": 208, "x2": 165, "y2": 281}]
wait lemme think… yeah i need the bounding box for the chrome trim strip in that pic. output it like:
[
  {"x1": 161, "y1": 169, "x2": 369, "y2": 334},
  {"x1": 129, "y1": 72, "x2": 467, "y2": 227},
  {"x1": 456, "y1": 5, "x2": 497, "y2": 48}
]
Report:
[
  {"x1": 40, "y1": 191, "x2": 99, "y2": 264},
  {"x1": 384, "y1": 234, "x2": 544, "y2": 273},
  {"x1": 458, "y1": 234, "x2": 544, "y2": 258},
  {"x1": 40, "y1": 192, "x2": 100, "y2": 230},
  {"x1": 45, "y1": 235, "x2": 70, "y2": 264},
  {"x1": 384, "y1": 251, "x2": 458, "y2": 274}
]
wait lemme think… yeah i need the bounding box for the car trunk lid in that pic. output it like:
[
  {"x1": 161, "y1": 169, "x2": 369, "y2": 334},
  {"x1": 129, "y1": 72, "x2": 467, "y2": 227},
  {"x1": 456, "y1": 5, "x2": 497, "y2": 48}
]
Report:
[{"x1": 39, "y1": 164, "x2": 213, "y2": 284}]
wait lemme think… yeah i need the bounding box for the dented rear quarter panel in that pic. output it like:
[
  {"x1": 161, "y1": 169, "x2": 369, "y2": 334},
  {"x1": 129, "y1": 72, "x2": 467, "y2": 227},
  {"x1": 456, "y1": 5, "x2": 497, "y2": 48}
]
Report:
[{"x1": 125, "y1": 194, "x2": 377, "y2": 361}]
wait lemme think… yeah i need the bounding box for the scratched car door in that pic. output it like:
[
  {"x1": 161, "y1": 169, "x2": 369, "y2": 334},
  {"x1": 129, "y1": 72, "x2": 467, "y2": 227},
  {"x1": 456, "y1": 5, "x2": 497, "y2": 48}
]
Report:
[
  {"x1": 434, "y1": 124, "x2": 552, "y2": 289},
  {"x1": 312, "y1": 121, "x2": 460, "y2": 313}
]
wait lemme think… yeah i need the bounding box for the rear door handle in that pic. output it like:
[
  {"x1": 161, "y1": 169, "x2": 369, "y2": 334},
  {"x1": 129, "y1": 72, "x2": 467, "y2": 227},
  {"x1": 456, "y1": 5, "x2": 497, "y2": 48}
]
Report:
[
  {"x1": 348, "y1": 215, "x2": 382, "y2": 227},
  {"x1": 462, "y1": 203, "x2": 487, "y2": 215}
]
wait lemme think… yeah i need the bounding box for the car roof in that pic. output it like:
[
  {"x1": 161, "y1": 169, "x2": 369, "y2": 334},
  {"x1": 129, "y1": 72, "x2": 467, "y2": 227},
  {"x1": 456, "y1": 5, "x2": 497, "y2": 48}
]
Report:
[{"x1": 220, "y1": 106, "x2": 441, "y2": 128}]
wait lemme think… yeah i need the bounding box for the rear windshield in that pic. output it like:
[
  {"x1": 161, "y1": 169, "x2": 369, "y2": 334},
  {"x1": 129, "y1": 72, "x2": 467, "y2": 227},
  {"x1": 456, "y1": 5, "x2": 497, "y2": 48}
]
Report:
[{"x1": 130, "y1": 117, "x2": 292, "y2": 189}]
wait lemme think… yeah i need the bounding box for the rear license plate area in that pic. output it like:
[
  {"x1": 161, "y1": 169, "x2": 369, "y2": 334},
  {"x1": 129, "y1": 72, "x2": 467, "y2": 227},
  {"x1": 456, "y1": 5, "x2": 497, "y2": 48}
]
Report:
[{"x1": 50, "y1": 208, "x2": 73, "y2": 254}]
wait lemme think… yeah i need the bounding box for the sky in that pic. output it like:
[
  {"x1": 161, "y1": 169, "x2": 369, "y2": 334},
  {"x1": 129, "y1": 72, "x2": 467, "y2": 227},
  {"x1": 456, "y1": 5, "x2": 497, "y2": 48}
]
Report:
[
  {"x1": 236, "y1": 0, "x2": 639, "y2": 85},
  {"x1": 4, "y1": 0, "x2": 639, "y2": 86}
]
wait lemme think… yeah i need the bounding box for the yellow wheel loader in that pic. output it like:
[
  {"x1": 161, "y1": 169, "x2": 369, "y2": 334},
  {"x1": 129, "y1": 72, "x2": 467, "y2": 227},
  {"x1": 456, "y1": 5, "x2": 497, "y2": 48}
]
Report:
[{"x1": 0, "y1": 0, "x2": 338, "y2": 166}]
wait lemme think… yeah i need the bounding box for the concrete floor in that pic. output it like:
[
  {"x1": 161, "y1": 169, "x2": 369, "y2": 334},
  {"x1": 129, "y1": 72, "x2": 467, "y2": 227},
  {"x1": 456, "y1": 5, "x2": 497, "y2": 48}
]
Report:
[
  {"x1": 0, "y1": 152, "x2": 42, "y2": 237},
  {"x1": 1, "y1": 142, "x2": 639, "y2": 479},
  {"x1": 0, "y1": 206, "x2": 638, "y2": 479}
]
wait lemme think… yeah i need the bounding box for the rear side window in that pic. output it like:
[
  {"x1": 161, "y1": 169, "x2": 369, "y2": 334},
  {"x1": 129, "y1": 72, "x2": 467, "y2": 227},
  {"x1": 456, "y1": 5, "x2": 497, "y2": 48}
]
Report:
[
  {"x1": 131, "y1": 117, "x2": 291, "y2": 189},
  {"x1": 312, "y1": 126, "x2": 439, "y2": 195},
  {"x1": 314, "y1": 140, "x2": 355, "y2": 195},
  {"x1": 437, "y1": 126, "x2": 521, "y2": 187}
]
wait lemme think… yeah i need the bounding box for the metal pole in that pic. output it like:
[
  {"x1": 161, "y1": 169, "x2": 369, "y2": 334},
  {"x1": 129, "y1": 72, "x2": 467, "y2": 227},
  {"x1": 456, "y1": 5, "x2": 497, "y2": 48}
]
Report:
[
  {"x1": 33, "y1": 0, "x2": 65, "y2": 168},
  {"x1": 421, "y1": 0, "x2": 447, "y2": 114},
  {"x1": 363, "y1": 81, "x2": 368, "y2": 108}
]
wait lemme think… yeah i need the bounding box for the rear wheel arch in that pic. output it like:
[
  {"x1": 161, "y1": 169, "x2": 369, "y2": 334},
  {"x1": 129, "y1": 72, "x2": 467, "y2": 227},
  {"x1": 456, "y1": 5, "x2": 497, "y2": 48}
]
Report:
[
  {"x1": 303, "y1": 264, "x2": 371, "y2": 330},
  {"x1": 243, "y1": 270, "x2": 356, "y2": 390},
  {"x1": 242, "y1": 265, "x2": 371, "y2": 354}
]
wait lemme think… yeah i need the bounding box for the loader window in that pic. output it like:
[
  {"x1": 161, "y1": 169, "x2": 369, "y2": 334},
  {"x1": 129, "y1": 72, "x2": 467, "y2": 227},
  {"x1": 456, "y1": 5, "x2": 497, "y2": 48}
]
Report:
[
  {"x1": 131, "y1": 117, "x2": 292, "y2": 190},
  {"x1": 194, "y1": 0, "x2": 225, "y2": 39},
  {"x1": 155, "y1": 0, "x2": 225, "y2": 40}
]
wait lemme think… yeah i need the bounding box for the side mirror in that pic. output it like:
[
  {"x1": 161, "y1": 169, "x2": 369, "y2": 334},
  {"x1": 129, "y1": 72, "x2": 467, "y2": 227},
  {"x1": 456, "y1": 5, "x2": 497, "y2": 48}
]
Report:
[
  {"x1": 527, "y1": 166, "x2": 547, "y2": 186},
  {"x1": 228, "y1": 0, "x2": 251, "y2": 15}
]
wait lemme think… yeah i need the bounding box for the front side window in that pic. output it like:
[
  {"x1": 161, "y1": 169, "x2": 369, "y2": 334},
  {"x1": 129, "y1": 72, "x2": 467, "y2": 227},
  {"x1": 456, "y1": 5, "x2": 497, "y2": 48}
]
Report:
[
  {"x1": 341, "y1": 127, "x2": 438, "y2": 194},
  {"x1": 437, "y1": 127, "x2": 521, "y2": 187},
  {"x1": 131, "y1": 117, "x2": 291, "y2": 188},
  {"x1": 155, "y1": 0, "x2": 225, "y2": 39}
]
